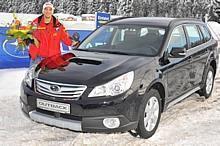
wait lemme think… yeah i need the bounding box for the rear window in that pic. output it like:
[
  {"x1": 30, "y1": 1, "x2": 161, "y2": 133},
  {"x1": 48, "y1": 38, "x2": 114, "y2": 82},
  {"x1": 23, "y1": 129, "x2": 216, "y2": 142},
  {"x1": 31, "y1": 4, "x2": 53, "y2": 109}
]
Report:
[
  {"x1": 200, "y1": 25, "x2": 211, "y2": 42},
  {"x1": 185, "y1": 25, "x2": 203, "y2": 48}
]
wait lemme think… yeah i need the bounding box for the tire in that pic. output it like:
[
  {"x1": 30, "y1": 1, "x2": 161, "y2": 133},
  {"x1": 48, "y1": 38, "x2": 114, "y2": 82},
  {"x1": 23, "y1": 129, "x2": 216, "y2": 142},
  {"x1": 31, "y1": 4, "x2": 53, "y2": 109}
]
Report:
[
  {"x1": 135, "y1": 89, "x2": 162, "y2": 139},
  {"x1": 198, "y1": 66, "x2": 215, "y2": 99}
]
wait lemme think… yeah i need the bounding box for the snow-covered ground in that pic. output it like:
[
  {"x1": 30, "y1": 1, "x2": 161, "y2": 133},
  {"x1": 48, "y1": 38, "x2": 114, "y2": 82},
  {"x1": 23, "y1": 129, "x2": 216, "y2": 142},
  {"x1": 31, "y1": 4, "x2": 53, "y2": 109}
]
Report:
[
  {"x1": 0, "y1": 63, "x2": 220, "y2": 146},
  {"x1": 1, "y1": 21, "x2": 220, "y2": 145}
]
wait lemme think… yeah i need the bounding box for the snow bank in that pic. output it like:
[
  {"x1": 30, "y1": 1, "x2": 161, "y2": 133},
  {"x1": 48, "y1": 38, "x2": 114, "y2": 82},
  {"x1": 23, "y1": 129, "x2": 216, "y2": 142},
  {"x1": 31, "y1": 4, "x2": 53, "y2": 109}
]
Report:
[
  {"x1": 207, "y1": 21, "x2": 220, "y2": 40},
  {"x1": 207, "y1": 21, "x2": 220, "y2": 53},
  {"x1": 0, "y1": 12, "x2": 122, "y2": 31},
  {"x1": 0, "y1": 12, "x2": 95, "y2": 30}
]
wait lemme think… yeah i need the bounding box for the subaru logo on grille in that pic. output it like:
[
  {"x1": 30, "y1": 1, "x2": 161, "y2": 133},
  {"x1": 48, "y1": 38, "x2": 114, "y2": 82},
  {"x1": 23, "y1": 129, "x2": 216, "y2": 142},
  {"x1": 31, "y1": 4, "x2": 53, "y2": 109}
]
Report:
[{"x1": 50, "y1": 85, "x2": 61, "y2": 92}]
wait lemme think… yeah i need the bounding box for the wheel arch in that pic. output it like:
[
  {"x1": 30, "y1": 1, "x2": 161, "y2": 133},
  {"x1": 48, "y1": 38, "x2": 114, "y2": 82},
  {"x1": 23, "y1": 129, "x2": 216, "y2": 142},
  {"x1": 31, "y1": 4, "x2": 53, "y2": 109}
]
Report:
[
  {"x1": 210, "y1": 59, "x2": 217, "y2": 77},
  {"x1": 145, "y1": 81, "x2": 166, "y2": 113}
]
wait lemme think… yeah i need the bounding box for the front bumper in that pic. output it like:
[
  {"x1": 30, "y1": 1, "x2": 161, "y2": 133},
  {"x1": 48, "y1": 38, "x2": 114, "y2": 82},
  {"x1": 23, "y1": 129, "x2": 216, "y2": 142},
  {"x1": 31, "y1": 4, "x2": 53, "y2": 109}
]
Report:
[
  {"x1": 29, "y1": 110, "x2": 82, "y2": 131},
  {"x1": 20, "y1": 81, "x2": 142, "y2": 133}
]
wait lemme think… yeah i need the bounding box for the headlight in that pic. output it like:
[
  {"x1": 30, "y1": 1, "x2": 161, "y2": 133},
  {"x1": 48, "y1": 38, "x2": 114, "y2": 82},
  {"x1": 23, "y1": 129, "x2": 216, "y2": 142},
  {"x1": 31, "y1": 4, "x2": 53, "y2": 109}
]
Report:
[
  {"x1": 88, "y1": 71, "x2": 134, "y2": 97},
  {"x1": 24, "y1": 65, "x2": 37, "y2": 87}
]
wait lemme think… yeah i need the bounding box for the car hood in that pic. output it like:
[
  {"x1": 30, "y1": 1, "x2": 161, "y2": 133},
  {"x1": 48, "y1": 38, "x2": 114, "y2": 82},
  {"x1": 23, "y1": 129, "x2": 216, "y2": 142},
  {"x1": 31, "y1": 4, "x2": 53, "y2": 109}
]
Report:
[{"x1": 36, "y1": 51, "x2": 154, "y2": 87}]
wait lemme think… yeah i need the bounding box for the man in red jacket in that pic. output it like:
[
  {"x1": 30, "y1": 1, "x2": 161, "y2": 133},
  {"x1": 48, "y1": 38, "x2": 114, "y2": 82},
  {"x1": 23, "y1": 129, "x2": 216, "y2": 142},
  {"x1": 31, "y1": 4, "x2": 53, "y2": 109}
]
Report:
[{"x1": 27, "y1": 2, "x2": 79, "y2": 66}]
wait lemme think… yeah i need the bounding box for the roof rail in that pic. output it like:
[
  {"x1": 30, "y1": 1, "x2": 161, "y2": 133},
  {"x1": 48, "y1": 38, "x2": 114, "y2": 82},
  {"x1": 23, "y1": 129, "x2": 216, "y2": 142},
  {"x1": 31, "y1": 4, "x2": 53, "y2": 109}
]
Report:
[{"x1": 107, "y1": 16, "x2": 134, "y2": 24}]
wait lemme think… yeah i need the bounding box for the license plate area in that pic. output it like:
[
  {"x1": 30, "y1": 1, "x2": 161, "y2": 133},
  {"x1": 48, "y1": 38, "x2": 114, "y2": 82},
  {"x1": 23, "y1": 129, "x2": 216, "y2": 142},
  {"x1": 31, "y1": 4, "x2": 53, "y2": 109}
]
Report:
[{"x1": 36, "y1": 98, "x2": 70, "y2": 114}]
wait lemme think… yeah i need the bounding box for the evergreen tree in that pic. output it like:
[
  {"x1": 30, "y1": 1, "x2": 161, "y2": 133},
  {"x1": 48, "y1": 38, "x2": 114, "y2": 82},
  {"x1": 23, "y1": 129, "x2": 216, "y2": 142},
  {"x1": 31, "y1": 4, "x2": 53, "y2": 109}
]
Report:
[
  {"x1": 109, "y1": 0, "x2": 118, "y2": 15},
  {"x1": 117, "y1": 0, "x2": 133, "y2": 16},
  {"x1": 0, "y1": 0, "x2": 216, "y2": 21},
  {"x1": 87, "y1": 0, "x2": 98, "y2": 14},
  {"x1": 117, "y1": 0, "x2": 126, "y2": 16},
  {"x1": 77, "y1": 0, "x2": 87, "y2": 15}
]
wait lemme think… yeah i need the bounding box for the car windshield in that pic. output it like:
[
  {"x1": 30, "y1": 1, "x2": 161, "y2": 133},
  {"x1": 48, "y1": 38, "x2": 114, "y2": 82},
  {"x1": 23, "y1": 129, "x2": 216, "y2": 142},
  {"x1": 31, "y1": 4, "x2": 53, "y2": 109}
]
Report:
[{"x1": 77, "y1": 25, "x2": 166, "y2": 56}]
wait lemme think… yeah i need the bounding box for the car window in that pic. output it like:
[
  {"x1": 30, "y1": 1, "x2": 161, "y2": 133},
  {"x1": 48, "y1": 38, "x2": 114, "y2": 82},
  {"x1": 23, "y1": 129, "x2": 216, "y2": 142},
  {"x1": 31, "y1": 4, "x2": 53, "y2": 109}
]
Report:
[
  {"x1": 200, "y1": 25, "x2": 211, "y2": 42},
  {"x1": 111, "y1": 27, "x2": 165, "y2": 45},
  {"x1": 167, "y1": 26, "x2": 187, "y2": 53},
  {"x1": 185, "y1": 25, "x2": 203, "y2": 48},
  {"x1": 85, "y1": 27, "x2": 113, "y2": 48},
  {"x1": 78, "y1": 25, "x2": 166, "y2": 56}
]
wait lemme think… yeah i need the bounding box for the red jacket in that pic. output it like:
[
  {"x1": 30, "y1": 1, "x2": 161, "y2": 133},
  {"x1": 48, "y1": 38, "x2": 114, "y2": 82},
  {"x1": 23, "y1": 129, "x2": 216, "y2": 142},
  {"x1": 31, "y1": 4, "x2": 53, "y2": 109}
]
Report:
[{"x1": 29, "y1": 15, "x2": 72, "y2": 60}]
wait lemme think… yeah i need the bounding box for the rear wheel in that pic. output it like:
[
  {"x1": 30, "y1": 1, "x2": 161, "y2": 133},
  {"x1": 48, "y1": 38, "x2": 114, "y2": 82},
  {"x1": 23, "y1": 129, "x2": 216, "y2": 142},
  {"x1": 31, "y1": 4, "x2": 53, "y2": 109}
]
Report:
[
  {"x1": 134, "y1": 89, "x2": 162, "y2": 139},
  {"x1": 198, "y1": 66, "x2": 214, "y2": 99}
]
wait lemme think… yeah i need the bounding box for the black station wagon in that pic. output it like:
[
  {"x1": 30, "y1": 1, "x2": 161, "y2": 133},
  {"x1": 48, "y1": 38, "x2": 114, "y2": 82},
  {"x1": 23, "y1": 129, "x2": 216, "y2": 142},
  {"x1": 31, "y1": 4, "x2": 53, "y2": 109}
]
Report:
[{"x1": 20, "y1": 17, "x2": 219, "y2": 138}]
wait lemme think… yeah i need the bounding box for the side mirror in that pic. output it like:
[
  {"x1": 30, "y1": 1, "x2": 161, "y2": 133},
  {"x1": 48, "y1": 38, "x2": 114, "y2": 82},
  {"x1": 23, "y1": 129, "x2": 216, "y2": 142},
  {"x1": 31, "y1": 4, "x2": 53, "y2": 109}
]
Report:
[
  {"x1": 71, "y1": 32, "x2": 80, "y2": 49},
  {"x1": 169, "y1": 47, "x2": 186, "y2": 58},
  {"x1": 72, "y1": 32, "x2": 80, "y2": 42}
]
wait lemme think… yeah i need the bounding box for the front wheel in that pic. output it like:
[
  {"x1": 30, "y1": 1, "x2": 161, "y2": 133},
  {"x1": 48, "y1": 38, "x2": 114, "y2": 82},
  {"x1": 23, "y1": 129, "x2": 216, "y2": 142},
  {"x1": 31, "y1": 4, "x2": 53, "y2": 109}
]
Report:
[
  {"x1": 198, "y1": 66, "x2": 215, "y2": 99},
  {"x1": 135, "y1": 89, "x2": 162, "y2": 139}
]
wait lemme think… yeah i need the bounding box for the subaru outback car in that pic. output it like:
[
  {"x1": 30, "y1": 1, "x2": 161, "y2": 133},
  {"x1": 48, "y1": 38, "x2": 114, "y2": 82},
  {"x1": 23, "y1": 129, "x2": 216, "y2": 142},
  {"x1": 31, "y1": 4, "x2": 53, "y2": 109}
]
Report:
[{"x1": 20, "y1": 17, "x2": 219, "y2": 138}]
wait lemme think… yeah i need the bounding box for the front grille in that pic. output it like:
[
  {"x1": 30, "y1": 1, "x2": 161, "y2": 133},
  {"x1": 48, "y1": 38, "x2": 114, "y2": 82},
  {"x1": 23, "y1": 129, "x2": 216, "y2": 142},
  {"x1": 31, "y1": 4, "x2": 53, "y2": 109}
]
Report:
[{"x1": 35, "y1": 79, "x2": 87, "y2": 99}]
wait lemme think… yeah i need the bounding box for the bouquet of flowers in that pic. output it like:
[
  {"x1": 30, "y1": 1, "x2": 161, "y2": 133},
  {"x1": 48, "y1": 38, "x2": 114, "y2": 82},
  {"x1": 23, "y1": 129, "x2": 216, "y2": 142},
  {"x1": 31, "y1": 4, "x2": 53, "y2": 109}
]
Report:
[{"x1": 6, "y1": 13, "x2": 44, "y2": 51}]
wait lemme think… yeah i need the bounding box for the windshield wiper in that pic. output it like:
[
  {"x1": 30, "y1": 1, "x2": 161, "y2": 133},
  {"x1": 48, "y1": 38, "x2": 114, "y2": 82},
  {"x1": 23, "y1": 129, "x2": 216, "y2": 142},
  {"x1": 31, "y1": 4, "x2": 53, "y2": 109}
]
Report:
[{"x1": 73, "y1": 49, "x2": 91, "y2": 51}]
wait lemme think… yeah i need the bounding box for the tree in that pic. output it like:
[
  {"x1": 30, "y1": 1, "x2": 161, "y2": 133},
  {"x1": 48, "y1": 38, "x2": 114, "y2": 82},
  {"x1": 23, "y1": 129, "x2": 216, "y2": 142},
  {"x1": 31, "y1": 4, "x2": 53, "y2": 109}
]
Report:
[
  {"x1": 87, "y1": 0, "x2": 98, "y2": 14},
  {"x1": 117, "y1": 0, "x2": 133, "y2": 16},
  {"x1": 0, "y1": 0, "x2": 217, "y2": 21},
  {"x1": 77, "y1": 0, "x2": 87, "y2": 15},
  {"x1": 109, "y1": 0, "x2": 118, "y2": 15}
]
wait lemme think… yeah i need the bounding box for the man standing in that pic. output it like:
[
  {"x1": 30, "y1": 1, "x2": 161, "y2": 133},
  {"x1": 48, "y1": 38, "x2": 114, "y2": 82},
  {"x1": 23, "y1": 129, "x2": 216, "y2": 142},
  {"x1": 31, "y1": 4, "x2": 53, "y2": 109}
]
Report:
[{"x1": 28, "y1": 2, "x2": 79, "y2": 65}]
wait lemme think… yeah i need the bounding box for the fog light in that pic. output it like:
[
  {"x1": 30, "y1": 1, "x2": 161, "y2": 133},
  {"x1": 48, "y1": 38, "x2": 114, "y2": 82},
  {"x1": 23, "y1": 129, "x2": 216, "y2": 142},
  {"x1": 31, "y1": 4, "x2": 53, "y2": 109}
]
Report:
[{"x1": 103, "y1": 118, "x2": 120, "y2": 129}]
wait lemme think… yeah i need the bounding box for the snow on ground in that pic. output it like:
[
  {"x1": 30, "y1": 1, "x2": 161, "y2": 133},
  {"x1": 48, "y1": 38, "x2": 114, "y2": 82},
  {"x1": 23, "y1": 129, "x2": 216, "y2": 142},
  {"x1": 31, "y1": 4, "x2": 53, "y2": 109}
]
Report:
[
  {"x1": 0, "y1": 13, "x2": 220, "y2": 145},
  {"x1": 0, "y1": 64, "x2": 220, "y2": 146}
]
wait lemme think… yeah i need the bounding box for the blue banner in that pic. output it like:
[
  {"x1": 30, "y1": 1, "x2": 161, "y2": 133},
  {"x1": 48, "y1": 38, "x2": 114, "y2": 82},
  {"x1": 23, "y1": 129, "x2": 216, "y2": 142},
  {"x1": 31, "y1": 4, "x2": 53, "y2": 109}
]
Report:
[
  {"x1": 95, "y1": 12, "x2": 111, "y2": 29},
  {"x1": 0, "y1": 27, "x2": 92, "y2": 69}
]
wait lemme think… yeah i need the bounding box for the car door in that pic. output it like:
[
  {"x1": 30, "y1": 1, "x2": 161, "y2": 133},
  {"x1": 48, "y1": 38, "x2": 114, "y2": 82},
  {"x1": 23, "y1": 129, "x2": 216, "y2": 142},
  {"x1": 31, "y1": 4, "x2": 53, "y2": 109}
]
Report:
[
  {"x1": 184, "y1": 24, "x2": 210, "y2": 87},
  {"x1": 164, "y1": 25, "x2": 193, "y2": 102}
]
